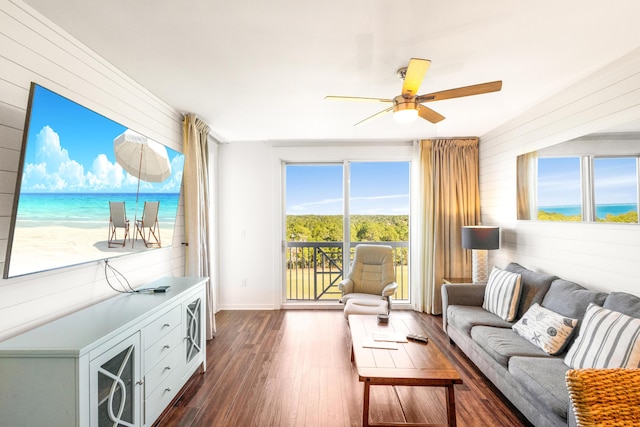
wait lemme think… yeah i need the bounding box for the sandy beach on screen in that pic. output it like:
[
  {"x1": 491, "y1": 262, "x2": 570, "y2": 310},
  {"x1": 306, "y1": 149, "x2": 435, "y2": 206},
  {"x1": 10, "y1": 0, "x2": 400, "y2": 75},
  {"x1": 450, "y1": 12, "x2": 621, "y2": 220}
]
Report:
[{"x1": 6, "y1": 224, "x2": 174, "y2": 277}]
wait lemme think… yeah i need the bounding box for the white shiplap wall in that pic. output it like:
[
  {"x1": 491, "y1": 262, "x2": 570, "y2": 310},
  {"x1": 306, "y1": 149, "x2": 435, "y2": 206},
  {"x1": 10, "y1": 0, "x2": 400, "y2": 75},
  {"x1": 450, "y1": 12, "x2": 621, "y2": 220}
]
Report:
[
  {"x1": 481, "y1": 47, "x2": 640, "y2": 295},
  {"x1": 0, "y1": 0, "x2": 186, "y2": 341}
]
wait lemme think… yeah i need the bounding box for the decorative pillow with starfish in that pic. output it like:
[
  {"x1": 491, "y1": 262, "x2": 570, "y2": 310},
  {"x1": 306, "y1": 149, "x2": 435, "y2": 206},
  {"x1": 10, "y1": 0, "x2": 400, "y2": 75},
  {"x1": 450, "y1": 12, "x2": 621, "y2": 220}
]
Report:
[{"x1": 513, "y1": 303, "x2": 578, "y2": 355}]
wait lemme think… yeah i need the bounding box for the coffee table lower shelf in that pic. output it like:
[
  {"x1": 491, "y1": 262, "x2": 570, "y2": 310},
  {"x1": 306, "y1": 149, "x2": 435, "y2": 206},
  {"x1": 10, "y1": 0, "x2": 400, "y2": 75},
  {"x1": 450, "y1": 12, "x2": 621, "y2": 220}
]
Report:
[{"x1": 348, "y1": 314, "x2": 462, "y2": 427}]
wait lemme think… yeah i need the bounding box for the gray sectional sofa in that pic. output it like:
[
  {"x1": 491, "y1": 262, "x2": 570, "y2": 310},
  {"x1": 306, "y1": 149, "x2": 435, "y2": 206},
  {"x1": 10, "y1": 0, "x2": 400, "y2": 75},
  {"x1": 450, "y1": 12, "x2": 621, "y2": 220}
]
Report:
[{"x1": 441, "y1": 262, "x2": 640, "y2": 427}]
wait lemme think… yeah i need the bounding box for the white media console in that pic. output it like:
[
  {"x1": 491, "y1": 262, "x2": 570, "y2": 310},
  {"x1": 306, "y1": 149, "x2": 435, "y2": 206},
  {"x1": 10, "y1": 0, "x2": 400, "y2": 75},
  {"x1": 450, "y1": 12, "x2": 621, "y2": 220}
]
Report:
[{"x1": 0, "y1": 276, "x2": 207, "y2": 426}]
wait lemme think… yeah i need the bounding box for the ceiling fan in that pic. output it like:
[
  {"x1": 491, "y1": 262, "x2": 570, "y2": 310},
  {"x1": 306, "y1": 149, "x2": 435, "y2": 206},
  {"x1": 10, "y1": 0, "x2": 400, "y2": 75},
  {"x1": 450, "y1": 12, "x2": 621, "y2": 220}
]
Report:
[{"x1": 325, "y1": 58, "x2": 502, "y2": 126}]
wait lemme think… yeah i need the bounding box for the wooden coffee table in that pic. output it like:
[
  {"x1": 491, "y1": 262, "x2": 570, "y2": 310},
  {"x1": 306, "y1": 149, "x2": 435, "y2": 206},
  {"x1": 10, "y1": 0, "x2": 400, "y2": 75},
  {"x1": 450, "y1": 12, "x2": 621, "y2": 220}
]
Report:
[{"x1": 348, "y1": 314, "x2": 462, "y2": 427}]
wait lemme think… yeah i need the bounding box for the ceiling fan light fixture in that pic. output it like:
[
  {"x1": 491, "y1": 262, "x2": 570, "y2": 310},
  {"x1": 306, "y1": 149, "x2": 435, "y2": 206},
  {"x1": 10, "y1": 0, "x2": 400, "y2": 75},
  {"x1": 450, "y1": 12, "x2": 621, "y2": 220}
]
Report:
[
  {"x1": 393, "y1": 98, "x2": 419, "y2": 123},
  {"x1": 393, "y1": 108, "x2": 419, "y2": 123}
]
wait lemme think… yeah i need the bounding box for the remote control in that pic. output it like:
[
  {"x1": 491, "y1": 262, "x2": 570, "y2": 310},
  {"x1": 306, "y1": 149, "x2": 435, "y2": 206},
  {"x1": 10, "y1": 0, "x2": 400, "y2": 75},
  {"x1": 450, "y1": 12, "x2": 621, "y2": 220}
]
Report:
[
  {"x1": 137, "y1": 286, "x2": 171, "y2": 293},
  {"x1": 407, "y1": 333, "x2": 429, "y2": 343}
]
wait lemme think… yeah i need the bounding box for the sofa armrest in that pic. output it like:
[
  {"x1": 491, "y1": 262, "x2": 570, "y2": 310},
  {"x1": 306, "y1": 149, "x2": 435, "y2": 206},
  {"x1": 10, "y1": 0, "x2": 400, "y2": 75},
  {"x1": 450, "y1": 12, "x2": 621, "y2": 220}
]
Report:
[{"x1": 441, "y1": 283, "x2": 487, "y2": 332}]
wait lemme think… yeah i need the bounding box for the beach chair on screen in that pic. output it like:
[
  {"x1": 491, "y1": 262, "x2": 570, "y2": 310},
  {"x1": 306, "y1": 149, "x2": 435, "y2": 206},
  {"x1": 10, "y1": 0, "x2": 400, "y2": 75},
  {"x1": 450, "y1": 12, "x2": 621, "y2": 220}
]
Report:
[
  {"x1": 135, "y1": 201, "x2": 161, "y2": 248},
  {"x1": 108, "y1": 201, "x2": 130, "y2": 248}
]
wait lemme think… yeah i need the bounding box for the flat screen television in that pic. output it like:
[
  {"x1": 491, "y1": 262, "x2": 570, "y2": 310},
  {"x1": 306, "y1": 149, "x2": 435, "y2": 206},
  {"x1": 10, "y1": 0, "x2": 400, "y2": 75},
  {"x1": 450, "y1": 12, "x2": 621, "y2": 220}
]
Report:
[{"x1": 3, "y1": 83, "x2": 185, "y2": 278}]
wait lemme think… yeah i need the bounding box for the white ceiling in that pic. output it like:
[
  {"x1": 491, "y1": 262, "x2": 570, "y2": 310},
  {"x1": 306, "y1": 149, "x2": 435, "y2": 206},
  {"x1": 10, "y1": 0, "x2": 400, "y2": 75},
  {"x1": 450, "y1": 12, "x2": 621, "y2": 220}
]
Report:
[{"x1": 23, "y1": 0, "x2": 640, "y2": 143}]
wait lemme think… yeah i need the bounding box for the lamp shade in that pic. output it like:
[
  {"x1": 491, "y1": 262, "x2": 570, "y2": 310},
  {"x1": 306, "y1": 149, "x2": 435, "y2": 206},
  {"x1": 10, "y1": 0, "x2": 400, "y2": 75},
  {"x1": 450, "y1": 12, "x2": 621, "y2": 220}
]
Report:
[{"x1": 462, "y1": 226, "x2": 500, "y2": 250}]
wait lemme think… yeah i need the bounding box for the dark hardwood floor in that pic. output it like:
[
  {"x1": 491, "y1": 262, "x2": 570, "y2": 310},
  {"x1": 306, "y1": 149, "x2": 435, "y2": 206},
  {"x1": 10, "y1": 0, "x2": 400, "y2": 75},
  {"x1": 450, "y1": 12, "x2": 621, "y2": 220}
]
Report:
[{"x1": 155, "y1": 309, "x2": 533, "y2": 427}]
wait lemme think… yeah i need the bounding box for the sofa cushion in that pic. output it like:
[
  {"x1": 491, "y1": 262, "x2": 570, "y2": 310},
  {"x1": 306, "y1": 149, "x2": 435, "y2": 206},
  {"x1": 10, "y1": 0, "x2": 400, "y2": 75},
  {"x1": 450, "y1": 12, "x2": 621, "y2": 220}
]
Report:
[
  {"x1": 447, "y1": 305, "x2": 513, "y2": 335},
  {"x1": 509, "y1": 356, "x2": 570, "y2": 420},
  {"x1": 513, "y1": 303, "x2": 577, "y2": 355},
  {"x1": 471, "y1": 326, "x2": 548, "y2": 366},
  {"x1": 564, "y1": 303, "x2": 640, "y2": 368},
  {"x1": 505, "y1": 262, "x2": 557, "y2": 319},
  {"x1": 483, "y1": 267, "x2": 522, "y2": 321},
  {"x1": 542, "y1": 279, "x2": 607, "y2": 335},
  {"x1": 604, "y1": 291, "x2": 640, "y2": 317}
]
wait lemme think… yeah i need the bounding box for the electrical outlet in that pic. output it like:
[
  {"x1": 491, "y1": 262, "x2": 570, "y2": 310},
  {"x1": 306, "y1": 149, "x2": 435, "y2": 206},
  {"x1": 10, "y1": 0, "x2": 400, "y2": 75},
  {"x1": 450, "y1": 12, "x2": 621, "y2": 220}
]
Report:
[{"x1": 241, "y1": 278, "x2": 247, "y2": 287}]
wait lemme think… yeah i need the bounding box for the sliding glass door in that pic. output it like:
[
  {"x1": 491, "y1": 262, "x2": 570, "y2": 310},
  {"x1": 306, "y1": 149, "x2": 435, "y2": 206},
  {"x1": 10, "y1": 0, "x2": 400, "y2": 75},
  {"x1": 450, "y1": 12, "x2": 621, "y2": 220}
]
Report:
[
  {"x1": 349, "y1": 162, "x2": 410, "y2": 300},
  {"x1": 284, "y1": 161, "x2": 410, "y2": 302},
  {"x1": 285, "y1": 164, "x2": 344, "y2": 301}
]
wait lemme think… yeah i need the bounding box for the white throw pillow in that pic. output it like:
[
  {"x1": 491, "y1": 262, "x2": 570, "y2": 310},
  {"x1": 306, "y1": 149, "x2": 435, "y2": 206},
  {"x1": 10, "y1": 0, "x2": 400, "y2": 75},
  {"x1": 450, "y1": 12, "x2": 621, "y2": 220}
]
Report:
[
  {"x1": 483, "y1": 267, "x2": 522, "y2": 322},
  {"x1": 512, "y1": 303, "x2": 577, "y2": 355},
  {"x1": 564, "y1": 303, "x2": 640, "y2": 368}
]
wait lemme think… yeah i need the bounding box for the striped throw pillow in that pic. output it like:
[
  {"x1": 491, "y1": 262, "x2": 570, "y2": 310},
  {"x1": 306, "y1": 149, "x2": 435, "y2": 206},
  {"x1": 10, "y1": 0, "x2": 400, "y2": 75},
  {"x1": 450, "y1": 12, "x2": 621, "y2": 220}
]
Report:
[
  {"x1": 564, "y1": 303, "x2": 640, "y2": 369},
  {"x1": 482, "y1": 267, "x2": 522, "y2": 321}
]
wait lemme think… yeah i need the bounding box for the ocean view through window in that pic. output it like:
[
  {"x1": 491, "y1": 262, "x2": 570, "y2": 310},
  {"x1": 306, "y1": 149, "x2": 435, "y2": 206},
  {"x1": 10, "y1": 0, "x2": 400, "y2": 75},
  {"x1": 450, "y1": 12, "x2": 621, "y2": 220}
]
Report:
[
  {"x1": 593, "y1": 157, "x2": 638, "y2": 223},
  {"x1": 537, "y1": 157, "x2": 582, "y2": 221},
  {"x1": 535, "y1": 156, "x2": 639, "y2": 223}
]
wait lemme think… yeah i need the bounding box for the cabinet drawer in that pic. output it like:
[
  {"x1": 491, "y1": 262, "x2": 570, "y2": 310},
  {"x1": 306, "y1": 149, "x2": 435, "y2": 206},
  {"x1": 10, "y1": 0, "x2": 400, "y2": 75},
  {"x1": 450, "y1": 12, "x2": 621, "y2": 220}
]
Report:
[
  {"x1": 145, "y1": 366, "x2": 182, "y2": 425},
  {"x1": 145, "y1": 324, "x2": 182, "y2": 372},
  {"x1": 144, "y1": 342, "x2": 184, "y2": 397},
  {"x1": 144, "y1": 305, "x2": 181, "y2": 349}
]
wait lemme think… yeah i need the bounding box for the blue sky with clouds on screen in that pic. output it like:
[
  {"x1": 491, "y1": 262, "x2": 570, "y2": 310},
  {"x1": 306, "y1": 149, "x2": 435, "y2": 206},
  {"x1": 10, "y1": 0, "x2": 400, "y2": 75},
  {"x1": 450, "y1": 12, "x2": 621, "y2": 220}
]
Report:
[{"x1": 20, "y1": 85, "x2": 183, "y2": 193}]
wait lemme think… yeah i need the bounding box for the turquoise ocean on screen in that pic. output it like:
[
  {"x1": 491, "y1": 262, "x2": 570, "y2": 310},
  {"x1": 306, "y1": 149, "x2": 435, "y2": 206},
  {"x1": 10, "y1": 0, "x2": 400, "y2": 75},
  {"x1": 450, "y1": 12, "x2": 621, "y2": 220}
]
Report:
[{"x1": 15, "y1": 192, "x2": 180, "y2": 229}]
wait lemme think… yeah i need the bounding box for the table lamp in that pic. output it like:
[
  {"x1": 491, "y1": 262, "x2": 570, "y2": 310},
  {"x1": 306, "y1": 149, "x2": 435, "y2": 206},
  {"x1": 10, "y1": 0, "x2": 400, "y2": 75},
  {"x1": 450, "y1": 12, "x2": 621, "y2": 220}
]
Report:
[{"x1": 462, "y1": 226, "x2": 500, "y2": 282}]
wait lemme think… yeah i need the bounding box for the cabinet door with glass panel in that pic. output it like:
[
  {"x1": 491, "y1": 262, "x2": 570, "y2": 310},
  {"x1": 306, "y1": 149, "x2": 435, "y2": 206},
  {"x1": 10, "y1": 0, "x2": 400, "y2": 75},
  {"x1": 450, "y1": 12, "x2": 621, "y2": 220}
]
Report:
[
  {"x1": 184, "y1": 294, "x2": 204, "y2": 373},
  {"x1": 90, "y1": 332, "x2": 142, "y2": 427}
]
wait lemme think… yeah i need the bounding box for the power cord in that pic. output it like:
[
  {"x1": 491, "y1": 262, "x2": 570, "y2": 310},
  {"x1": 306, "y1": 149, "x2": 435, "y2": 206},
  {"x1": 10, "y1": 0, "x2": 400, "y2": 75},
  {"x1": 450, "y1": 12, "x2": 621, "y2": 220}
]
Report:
[{"x1": 104, "y1": 259, "x2": 136, "y2": 293}]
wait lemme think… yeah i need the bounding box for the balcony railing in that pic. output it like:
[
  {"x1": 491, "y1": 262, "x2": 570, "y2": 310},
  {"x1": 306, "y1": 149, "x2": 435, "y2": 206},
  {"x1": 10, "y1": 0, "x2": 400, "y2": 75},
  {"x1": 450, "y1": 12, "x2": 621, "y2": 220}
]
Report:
[{"x1": 285, "y1": 241, "x2": 409, "y2": 302}]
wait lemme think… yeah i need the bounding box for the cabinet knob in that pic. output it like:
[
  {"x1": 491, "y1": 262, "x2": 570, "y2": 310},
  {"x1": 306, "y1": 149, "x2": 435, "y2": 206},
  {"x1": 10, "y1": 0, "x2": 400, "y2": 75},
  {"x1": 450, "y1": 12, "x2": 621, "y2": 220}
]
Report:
[
  {"x1": 162, "y1": 323, "x2": 171, "y2": 328},
  {"x1": 136, "y1": 380, "x2": 144, "y2": 385},
  {"x1": 163, "y1": 345, "x2": 171, "y2": 349},
  {"x1": 164, "y1": 366, "x2": 172, "y2": 371},
  {"x1": 165, "y1": 387, "x2": 172, "y2": 392}
]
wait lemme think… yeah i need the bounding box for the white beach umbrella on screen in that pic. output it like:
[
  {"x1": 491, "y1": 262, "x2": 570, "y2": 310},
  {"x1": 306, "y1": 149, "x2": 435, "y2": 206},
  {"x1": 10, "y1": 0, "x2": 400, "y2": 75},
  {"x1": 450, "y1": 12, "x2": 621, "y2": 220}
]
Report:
[
  {"x1": 114, "y1": 129, "x2": 171, "y2": 189},
  {"x1": 113, "y1": 130, "x2": 171, "y2": 247}
]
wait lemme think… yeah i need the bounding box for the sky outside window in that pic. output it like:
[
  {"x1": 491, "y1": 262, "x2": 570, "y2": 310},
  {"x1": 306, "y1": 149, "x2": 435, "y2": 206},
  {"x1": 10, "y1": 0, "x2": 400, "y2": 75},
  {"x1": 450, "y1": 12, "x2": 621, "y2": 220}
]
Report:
[
  {"x1": 286, "y1": 164, "x2": 343, "y2": 215},
  {"x1": 593, "y1": 157, "x2": 637, "y2": 204},
  {"x1": 594, "y1": 157, "x2": 638, "y2": 221},
  {"x1": 349, "y1": 162, "x2": 409, "y2": 215},
  {"x1": 537, "y1": 157, "x2": 582, "y2": 208},
  {"x1": 286, "y1": 162, "x2": 409, "y2": 216}
]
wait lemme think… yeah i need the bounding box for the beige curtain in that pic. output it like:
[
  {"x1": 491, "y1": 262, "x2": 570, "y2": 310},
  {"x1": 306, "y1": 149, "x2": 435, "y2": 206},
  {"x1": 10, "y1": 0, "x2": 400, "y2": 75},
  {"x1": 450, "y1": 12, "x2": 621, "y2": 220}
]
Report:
[
  {"x1": 420, "y1": 138, "x2": 480, "y2": 314},
  {"x1": 517, "y1": 151, "x2": 538, "y2": 220},
  {"x1": 183, "y1": 113, "x2": 217, "y2": 339}
]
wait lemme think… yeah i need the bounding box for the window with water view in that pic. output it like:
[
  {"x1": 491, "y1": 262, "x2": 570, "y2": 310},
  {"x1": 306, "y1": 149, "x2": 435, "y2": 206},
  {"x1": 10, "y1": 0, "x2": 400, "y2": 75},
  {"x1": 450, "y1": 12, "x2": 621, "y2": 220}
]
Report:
[
  {"x1": 537, "y1": 157, "x2": 582, "y2": 221},
  {"x1": 536, "y1": 156, "x2": 639, "y2": 223},
  {"x1": 593, "y1": 157, "x2": 638, "y2": 223}
]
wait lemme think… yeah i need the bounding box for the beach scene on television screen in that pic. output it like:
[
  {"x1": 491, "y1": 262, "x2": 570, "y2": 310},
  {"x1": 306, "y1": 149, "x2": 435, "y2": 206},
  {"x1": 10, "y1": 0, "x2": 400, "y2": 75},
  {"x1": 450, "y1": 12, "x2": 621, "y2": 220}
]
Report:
[{"x1": 7, "y1": 84, "x2": 185, "y2": 277}]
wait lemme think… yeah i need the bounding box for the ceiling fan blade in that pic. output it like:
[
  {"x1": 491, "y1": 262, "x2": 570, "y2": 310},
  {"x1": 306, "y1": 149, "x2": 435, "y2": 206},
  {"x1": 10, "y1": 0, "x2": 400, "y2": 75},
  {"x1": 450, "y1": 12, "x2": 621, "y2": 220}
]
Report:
[
  {"x1": 325, "y1": 95, "x2": 393, "y2": 103},
  {"x1": 417, "y1": 105, "x2": 445, "y2": 123},
  {"x1": 354, "y1": 106, "x2": 394, "y2": 126},
  {"x1": 416, "y1": 80, "x2": 502, "y2": 103},
  {"x1": 402, "y1": 58, "x2": 431, "y2": 98}
]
